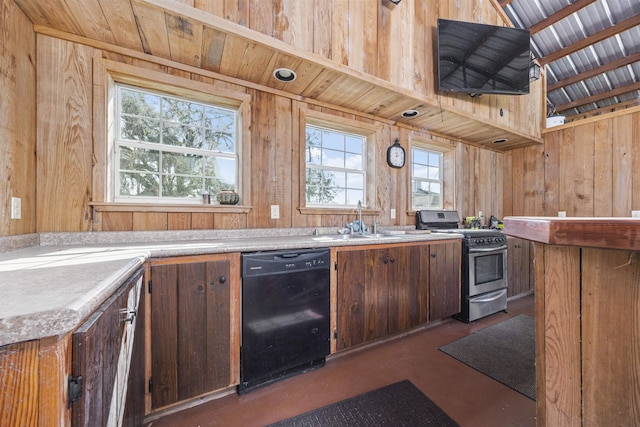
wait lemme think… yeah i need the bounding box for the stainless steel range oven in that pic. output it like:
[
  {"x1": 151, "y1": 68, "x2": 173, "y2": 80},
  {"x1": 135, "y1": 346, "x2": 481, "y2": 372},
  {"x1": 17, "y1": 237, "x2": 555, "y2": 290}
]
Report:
[
  {"x1": 416, "y1": 210, "x2": 508, "y2": 322},
  {"x1": 458, "y1": 230, "x2": 507, "y2": 322}
]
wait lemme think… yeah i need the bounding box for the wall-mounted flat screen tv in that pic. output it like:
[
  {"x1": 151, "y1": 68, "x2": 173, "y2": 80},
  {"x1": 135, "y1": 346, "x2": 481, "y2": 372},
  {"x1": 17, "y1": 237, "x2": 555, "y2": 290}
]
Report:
[{"x1": 437, "y1": 19, "x2": 531, "y2": 96}]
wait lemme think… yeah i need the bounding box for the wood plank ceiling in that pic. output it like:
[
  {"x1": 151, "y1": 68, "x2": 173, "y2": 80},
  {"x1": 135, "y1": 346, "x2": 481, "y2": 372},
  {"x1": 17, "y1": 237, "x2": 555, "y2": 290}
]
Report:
[
  {"x1": 14, "y1": 0, "x2": 544, "y2": 150},
  {"x1": 501, "y1": 0, "x2": 640, "y2": 121}
]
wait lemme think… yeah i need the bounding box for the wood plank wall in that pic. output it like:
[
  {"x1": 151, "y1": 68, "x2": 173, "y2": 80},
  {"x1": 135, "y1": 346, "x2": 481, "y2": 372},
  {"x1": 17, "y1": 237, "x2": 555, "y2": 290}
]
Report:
[
  {"x1": 0, "y1": 0, "x2": 36, "y2": 236},
  {"x1": 0, "y1": 0, "x2": 542, "y2": 235},
  {"x1": 503, "y1": 108, "x2": 640, "y2": 217},
  {"x1": 30, "y1": 34, "x2": 506, "y2": 233}
]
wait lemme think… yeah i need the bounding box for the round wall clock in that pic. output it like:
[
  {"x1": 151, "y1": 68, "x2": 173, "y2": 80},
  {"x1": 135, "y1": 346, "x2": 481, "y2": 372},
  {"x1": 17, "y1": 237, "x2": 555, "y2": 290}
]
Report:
[{"x1": 387, "y1": 139, "x2": 406, "y2": 168}]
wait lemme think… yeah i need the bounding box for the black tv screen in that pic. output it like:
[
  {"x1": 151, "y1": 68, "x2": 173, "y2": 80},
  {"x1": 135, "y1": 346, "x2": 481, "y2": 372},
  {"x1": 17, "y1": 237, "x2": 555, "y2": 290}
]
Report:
[{"x1": 437, "y1": 19, "x2": 531, "y2": 95}]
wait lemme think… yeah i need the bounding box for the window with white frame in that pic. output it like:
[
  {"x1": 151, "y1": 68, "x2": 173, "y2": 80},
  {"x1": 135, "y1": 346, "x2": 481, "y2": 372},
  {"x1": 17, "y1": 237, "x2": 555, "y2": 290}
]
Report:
[
  {"x1": 411, "y1": 146, "x2": 443, "y2": 209},
  {"x1": 305, "y1": 125, "x2": 366, "y2": 207},
  {"x1": 113, "y1": 85, "x2": 238, "y2": 203}
]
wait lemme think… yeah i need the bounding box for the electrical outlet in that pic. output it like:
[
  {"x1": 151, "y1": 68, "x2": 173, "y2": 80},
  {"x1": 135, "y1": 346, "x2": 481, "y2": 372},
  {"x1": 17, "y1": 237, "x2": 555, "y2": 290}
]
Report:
[
  {"x1": 390, "y1": 209, "x2": 396, "y2": 220},
  {"x1": 270, "y1": 205, "x2": 280, "y2": 219},
  {"x1": 11, "y1": 197, "x2": 21, "y2": 220},
  {"x1": 632, "y1": 210, "x2": 640, "y2": 218},
  {"x1": 558, "y1": 211, "x2": 566, "y2": 218}
]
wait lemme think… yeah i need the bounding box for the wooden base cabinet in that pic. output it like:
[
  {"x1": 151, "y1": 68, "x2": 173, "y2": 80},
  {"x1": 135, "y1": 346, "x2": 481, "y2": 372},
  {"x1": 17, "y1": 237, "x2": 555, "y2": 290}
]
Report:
[
  {"x1": 0, "y1": 269, "x2": 145, "y2": 427},
  {"x1": 428, "y1": 241, "x2": 461, "y2": 321},
  {"x1": 506, "y1": 236, "x2": 533, "y2": 297},
  {"x1": 335, "y1": 240, "x2": 460, "y2": 351},
  {"x1": 146, "y1": 254, "x2": 240, "y2": 412}
]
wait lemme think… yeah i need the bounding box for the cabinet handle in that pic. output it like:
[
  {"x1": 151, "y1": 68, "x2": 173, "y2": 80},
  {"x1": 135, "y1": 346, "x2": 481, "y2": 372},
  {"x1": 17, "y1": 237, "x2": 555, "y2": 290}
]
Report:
[
  {"x1": 390, "y1": 258, "x2": 396, "y2": 263},
  {"x1": 431, "y1": 254, "x2": 436, "y2": 258},
  {"x1": 218, "y1": 276, "x2": 227, "y2": 284},
  {"x1": 121, "y1": 309, "x2": 137, "y2": 323}
]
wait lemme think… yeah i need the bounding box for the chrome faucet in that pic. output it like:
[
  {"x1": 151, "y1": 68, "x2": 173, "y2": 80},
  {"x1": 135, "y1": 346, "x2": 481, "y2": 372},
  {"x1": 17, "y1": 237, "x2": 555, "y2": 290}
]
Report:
[{"x1": 357, "y1": 200, "x2": 365, "y2": 234}]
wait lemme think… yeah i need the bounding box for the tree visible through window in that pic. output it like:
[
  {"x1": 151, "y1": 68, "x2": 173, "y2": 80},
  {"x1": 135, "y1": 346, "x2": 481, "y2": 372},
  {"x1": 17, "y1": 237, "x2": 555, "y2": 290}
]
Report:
[
  {"x1": 412, "y1": 146, "x2": 442, "y2": 209},
  {"x1": 115, "y1": 85, "x2": 238, "y2": 202},
  {"x1": 305, "y1": 125, "x2": 365, "y2": 206}
]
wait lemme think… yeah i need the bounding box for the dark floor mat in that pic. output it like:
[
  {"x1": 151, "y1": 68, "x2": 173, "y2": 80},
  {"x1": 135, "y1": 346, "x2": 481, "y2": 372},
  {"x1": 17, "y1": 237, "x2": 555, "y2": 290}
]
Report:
[
  {"x1": 439, "y1": 314, "x2": 536, "y2": 400},
  {"x1": 265, "y1": 380, "x2": 459, "y2": 427}
]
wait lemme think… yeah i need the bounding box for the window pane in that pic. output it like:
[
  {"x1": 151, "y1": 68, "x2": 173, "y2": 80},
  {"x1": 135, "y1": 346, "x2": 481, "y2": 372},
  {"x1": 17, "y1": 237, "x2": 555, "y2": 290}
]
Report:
[
  {"x1": 413, "y1": 148, "x2": 428, "y2": 165},
  {"x1": 204, "y1": 157, "x2": 236, "y2": 190},
  {"x1": 322, "y1": 148, "x2": 344, "y2": 168},
  {"x1": 120, "y1": 147, "x2": 159, "y2": 172},
  {"x1": 414, "y1": 164, "x2": 428, "y2": 179},
  {"x1": 323, "y1": 131, "x2": 344, "y2": 151},
  {"x1": 428, "y1": 166, "x2": 440, "y2": 180},
  {"x1": 162, "y1": 152, "x2": 202, "y2": 175},
  {"x1": 120, "y1": 88, "x2": 160, "y2": 118},
  {"x1": 346, "y1": 189, "x2": 364, "y2": 205},
  {"x1": 162, "y1": 98, "x2": 203, "y2": 125},
  {"x1": 428, "y1": 152, "x2": 440, "y2": 166},
  {"x1": 346, "y1": 172, "x2": 364, "y2": 190},
  {"x1": 120, "y1": 172, "x2": 159, "y2": 196},
  {"x1": 162, "y1": 123, "x2": 203, "y2": 148},
  {"x1": 162, "y1": 175, "x2": 202, "y2": 198},
  {"x1": 306, "y1": 146, "x2": 321, "y2": 165},
  {"x1": 204, "y1": 128, "x2": 234, "y2": 152},
  {"x1": 345, "y1": 136, "x2": 362, "y2": 154},
  {"x1": 345, "y1": 152, "x2": 362, "y2": 170},
  {"x1": 120, "y1": 117, "x2": 160, "y2": 143}
]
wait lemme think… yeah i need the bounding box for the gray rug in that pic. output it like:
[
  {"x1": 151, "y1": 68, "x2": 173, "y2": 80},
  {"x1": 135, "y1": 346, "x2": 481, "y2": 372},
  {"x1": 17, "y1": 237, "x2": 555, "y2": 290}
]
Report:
[
  {"x1": 439, "y1": 314, "x2": 536, "y2": 400},
  {"x1": 266, "y1": 380, "x2": 459, "y2": 426}
]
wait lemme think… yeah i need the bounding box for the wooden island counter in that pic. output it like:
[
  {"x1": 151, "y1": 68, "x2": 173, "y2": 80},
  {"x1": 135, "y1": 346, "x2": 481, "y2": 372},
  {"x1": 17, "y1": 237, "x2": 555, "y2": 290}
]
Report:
[{"x1": 503, "y1": 217, "x2": 639, "y2": 427}]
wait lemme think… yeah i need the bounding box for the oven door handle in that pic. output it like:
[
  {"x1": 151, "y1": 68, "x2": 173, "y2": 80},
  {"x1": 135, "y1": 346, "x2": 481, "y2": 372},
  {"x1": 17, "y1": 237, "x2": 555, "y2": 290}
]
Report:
[
  {"x1": 472, "y1": 289, "x2": 507, "y2": 303},
  {"x1": 468, "y1": 245, "x2": 507, "y2": 253}
]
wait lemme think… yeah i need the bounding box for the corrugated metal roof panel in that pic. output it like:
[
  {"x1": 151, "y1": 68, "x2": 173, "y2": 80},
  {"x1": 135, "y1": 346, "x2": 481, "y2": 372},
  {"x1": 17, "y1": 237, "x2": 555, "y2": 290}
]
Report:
[{"x1": 502, "y1": 0, "x2": 640, "y2": 119}]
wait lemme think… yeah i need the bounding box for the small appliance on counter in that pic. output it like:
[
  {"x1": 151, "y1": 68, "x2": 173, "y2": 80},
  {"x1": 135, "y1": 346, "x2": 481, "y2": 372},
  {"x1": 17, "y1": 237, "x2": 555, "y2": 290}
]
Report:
[{"x1": 415, "y1": 210, "x2": 508, "y2": 322}]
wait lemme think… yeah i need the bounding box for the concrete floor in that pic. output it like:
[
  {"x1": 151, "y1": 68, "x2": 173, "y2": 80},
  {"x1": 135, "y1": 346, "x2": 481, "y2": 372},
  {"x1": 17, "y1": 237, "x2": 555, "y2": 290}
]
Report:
[{"x1": 146, "y1": 294, "x2": 536, "y2": 427}]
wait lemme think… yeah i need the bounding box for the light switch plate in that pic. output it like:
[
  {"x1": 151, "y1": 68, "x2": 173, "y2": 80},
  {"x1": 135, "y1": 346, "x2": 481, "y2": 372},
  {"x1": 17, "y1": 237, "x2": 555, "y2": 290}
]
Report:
[
  {"x1": 11, "y1": 197, "x2": 21, "y2": 220},
  {"x1": 270, "y1": 205, "x2": 280, "y2": 219},
  {"x1": 390, "y1": 209, "x2": 396, "y2": 219},
  {"x1": 558, "y1": 211, "x2": 566, "y2": 217},
  {"x1": 632, "y1": 210, "x2": 640, "y2": 218}
]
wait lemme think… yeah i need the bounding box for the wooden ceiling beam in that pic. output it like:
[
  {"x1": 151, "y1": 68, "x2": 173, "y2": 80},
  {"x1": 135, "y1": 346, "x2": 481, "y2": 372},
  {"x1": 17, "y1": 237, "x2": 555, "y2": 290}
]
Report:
[
  {"x1": 565, "y1": 98, "x2": 640, "y2": 122},
  {"x1": 529, "y1": 0, "x2": 598, "y2": 35},
  {"x1": 547, "y1": 51, "x2": 640, "y2": 92},
  {"x1": 554, "y1": 80, "x2": 640, "y2": 113},
  {"x1": 539, "y1": 13, "x2": 640, "y2": 65}
]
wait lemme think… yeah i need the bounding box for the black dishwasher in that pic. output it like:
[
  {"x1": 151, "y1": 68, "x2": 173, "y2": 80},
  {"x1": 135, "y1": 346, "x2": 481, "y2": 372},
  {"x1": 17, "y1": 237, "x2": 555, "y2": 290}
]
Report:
[{"x1": 239, "y1": 248, "x2": 331, "y2": 394}]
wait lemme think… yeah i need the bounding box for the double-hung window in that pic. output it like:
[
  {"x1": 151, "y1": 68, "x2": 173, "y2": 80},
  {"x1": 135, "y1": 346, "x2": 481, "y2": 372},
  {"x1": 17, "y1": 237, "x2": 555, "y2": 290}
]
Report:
[
  {"x1": 114, "y1": 85, "x2": 238, "y2": 203},
  {"x1": 305, "y1": 125, "x2": 366, "y2": 207},
  {"x1": 411, "y1": 146, "x2": 443, "y2": 209}
]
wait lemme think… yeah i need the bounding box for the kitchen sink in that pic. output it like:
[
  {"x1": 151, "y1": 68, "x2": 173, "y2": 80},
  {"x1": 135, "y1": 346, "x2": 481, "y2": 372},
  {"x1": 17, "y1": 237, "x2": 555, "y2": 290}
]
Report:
[{"x1": 330, "y1": 233, "x2": 401, "y2": 240}]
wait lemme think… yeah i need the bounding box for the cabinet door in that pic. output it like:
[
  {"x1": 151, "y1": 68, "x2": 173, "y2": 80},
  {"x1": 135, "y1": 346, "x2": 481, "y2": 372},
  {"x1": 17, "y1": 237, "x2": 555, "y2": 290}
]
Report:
[
  {"x1": 150, "y1": 258, "x2": 232, "y2": 409},
  {"x1": 507, "y1": 237, "x2": 531, "y2": 297},
  {"x1": 336, "y1": 250, "x2": 367, "y2": 350},
  {"x1": 365, "y1": 248, "x2": 390, "y2": 341},
  {"x1": 72, "y1": 268, "x2": 143, "y2": 427},
  {"x1": 429, "y1": 241, "x2": 461, "y2": 321},
  {"x1": 387, "y1": 245, "x2": 428, "y2": 334},
  {"x1": 336, "y1": 244, "x2": 430, "y2": 350}
]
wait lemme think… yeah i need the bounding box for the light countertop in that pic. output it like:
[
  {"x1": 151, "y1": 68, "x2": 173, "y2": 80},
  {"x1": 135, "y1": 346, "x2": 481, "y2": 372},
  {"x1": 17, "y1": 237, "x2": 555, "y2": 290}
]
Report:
[{"x1": 0, "y1": 230, "x2": 460, "y2": 347}]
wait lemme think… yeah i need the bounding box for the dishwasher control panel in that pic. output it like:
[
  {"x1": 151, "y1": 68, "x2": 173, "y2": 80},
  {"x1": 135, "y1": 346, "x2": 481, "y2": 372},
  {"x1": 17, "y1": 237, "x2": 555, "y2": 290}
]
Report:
[{"x1": 242, "y1": 248, "x2": 330, "y2": 277}]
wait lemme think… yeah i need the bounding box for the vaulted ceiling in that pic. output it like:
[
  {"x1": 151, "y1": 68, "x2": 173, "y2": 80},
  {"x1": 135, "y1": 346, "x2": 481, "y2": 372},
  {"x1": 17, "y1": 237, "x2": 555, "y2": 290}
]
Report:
[{"x1": 501, "y1": 0, "x2": 640, "y2": 121}]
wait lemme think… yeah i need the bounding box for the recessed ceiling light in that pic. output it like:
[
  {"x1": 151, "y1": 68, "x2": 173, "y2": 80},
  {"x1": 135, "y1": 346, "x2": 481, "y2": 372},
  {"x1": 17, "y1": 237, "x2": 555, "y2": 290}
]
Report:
[
  {"x1": 401, "y1": 109, "x2": 419, "y2": 118},
  {"x1": 274, "y1": 68, "x2": 297, "y2": 82},
  {"x1": 491, "y1": 138, "x2": 509, "y2": 144}
]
